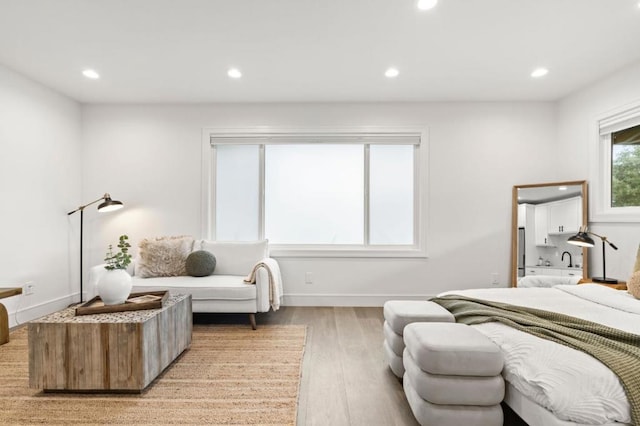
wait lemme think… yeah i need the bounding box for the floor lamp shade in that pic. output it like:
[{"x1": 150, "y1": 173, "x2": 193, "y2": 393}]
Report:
[
  {"x1": 567, "y1": 227, "x2": 618, "y2": 284},
  {"x1": 98, "y1": 195, "x2": 123, "y2": 212},
  {"x1": 68, "y1": 193, "x2": 124, "y2": 303}
]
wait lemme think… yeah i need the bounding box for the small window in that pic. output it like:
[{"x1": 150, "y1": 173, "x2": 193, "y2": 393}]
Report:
[
  {"x1": 611, "y1": 124, "x2": 640, "y2": 208},
  {"x1": 592, "y1": 102, "x2": 640, "y2": 222}
]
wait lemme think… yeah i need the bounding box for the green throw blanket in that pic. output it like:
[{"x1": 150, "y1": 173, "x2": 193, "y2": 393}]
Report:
[{"x1": 430, "y1": 295, "x2": 640, "y2": 425}]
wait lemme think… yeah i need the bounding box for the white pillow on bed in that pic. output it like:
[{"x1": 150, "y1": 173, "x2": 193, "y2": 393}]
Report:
[{"x1": 517, "y1": 275, "x2": 581, "y2": 288}]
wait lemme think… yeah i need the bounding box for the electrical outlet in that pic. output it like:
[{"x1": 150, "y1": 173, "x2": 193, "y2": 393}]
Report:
[
  {"x1": 305, "y1": 272, "x2": 313, "y2": 284},
  {"x1": 24, "y1": 281, "x2": 35, "y2": 295},
  {"x1": 490, "y1": 273, "x2": 500, "y2": 286}
]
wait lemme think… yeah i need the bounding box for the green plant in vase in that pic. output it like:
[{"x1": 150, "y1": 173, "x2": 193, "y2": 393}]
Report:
[
  {"x1": 99, "y1": 234, "x2": 134, "y2": 305},
  {"x1": 104, "y1": 234, "x2": 132, "y2": 270}
]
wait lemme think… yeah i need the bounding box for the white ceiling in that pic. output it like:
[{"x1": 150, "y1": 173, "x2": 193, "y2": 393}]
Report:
[{"x1": 1, "y1": 0, "x2": 639, "y2": 104}]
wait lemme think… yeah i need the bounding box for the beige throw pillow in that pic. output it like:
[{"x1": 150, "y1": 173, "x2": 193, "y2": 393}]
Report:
[
  {"x1": 137, "y1": 235, "x2": 194, "y2": 278},
  {"x1": 628, "y1": 271, "x2": 640, "y2": 299}
]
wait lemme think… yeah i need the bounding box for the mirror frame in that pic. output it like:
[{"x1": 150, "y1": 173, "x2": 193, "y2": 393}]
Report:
[{"x1": 510, "y1": 180, "x2": 589, "y2": 287}]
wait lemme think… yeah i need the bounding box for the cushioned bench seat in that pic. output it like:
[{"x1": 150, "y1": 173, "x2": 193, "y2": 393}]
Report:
[
  {"x1": 382, "y1": 300, "x2": 455, "y2": 378},
  {"x1": 402, "y1": 322, "x2": 505, "y2": 426}
]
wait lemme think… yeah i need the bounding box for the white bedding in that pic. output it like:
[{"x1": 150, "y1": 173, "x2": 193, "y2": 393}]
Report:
[{"x1": 440, "y1": 284, "x2": 640, "y2": 425}]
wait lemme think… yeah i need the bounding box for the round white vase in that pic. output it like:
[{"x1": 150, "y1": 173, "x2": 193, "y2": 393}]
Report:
[{"x1": 97, "y1": 269, "x2": 132, "y2": 305}]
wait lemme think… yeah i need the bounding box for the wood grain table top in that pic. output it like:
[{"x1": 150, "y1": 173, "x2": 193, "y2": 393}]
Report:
[{"x1": 0, "y1": 287, "x2": 22, "y2": 299}]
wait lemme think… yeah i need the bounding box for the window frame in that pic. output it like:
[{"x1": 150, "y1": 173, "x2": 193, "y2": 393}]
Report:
[
  {"x1": 590, "y1": 101, "x2": 640, "y2": 223},
  {"x1": 201, "y1": 127, "x2": 429, "y2": 258}
]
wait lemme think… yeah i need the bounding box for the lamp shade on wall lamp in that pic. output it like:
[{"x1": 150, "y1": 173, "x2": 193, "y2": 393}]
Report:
[
  {"x1": 567, "y1": 227, "x2": 618, "y2": 284},
  {"x1": 68, "y1": 193, "x2": 124, "y2": 303}
]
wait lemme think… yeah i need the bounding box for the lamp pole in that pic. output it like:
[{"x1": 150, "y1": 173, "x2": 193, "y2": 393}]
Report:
[{"x1": 68, "y1": 194, "x2": 124, "y2": 303}]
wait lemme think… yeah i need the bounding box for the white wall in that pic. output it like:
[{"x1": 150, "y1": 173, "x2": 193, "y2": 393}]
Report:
[
  {"x1": 5, "y1": 57, "x2": 636, "y2": 314},
  {"x1": 557, "y1": 60, "x2": 640, "y2": 282},
  {"x1": 0, "y1": 63, "x2": 82, "y2": 326},
  {"x1": 81, "y1": 102, "x2": 558, "y2": 304}
]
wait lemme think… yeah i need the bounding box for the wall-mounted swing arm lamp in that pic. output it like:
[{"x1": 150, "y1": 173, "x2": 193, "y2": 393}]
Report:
[
  {"x1": 68, "y1": 193, "x2": 124, "y2": 303},
  {"x1": 567, "y1": 226, "x2": 618, "y2": 284}
]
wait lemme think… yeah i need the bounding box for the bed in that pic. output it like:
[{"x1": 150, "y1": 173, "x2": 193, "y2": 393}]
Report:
[{"x1": 439, "y1": 284, "x2": 639, "y2": 426}]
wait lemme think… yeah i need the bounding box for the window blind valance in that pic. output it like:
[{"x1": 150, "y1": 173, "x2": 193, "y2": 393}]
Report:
[
  {"x1": 209, "y1": 132, "x2": 421, "y2": 146},
  {"x1": 599, "y1": 105, "x2": 640, "y2": 135},
  {"x1": 612, "y1": 124, "x2": 640, "y2": 146}
]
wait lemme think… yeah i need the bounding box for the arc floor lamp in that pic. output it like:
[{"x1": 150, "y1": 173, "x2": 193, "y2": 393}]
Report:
[
  {"x1": 68, "y1": 193, "x2": 124, "y2": 303},
  {"x1": 567, "y1": 226, "x2": 619, "y2": 284}
]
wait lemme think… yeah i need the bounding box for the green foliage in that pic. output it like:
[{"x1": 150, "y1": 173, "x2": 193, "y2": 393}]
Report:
[
  {"x1": 104, "y1": 235, "x2": 132, "y2": 270},
  {"x1": 612, "y1": 146, "x2": 640, "y2": 207}
]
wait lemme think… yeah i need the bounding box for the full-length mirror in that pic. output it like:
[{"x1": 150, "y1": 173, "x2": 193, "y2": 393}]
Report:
[{"x1": 510, "y1": 180, "x2": 589, "y2": 286}]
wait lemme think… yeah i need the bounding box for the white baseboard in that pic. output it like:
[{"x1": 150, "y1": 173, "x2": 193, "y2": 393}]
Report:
[
  {"x1": 283, "y1": 293, "x2": 435, "y2": 307},
  {"x1": 8, "y1": 293, "x2": 435, "y2": 327},
  {"x1": 10, "y1": 293, "x2": 78, "y2": 328}
]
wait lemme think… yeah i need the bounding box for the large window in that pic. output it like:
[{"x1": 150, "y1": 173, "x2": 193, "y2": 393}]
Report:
[
  {"x1": 592, "y1": 103, "x2": 640, "y2": 222},
  {"x1": 265, "y1": 144, "x2": 365, "y2": 244},
  {"x1": 203, "y1": 129, "x2": 427, "y2": 257}
]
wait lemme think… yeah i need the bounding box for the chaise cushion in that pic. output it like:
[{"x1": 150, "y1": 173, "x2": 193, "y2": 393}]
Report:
[
  {"x1": 131, "y1": 275, "x2": 256, "y2": 301},
  {"x1": 198, "y1": 240, "x2": 268, "y2": 276}
]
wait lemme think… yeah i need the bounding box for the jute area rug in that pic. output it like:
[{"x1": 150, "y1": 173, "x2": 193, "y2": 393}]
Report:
[{"x1": 0, "y1": 324, "x2": 306, "y2": 425}]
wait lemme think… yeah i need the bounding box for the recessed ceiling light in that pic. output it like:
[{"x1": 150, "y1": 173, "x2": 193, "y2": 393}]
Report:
[
  {"x1": 558, "y1": 186, "x2": 568, "y2": 191},
  {"x1": 531, "y1": 68, "x2": 549, "y2": 78},
  {"x1": 82, "y1": 69, "x2": 100, "y2": 79},
  {"x1": 385, "y1": 68, "x2": 399, "y2": 78},
  {"x1": 227, "y1": 68, "x2": 242, "y2": 79},
  {"x1": 417, "y1": 0, "x2": 438, "y2": 11}
]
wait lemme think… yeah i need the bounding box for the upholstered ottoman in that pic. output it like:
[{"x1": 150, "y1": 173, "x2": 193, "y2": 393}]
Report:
[
  {"x1": 402, "y1": 322, "x2": 505, "y2": 426},
  {"x1": 383, "y1": 300, "x2": 454, "y2": 378}
]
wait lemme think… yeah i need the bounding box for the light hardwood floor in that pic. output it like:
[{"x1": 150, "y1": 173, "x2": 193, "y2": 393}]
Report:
[{"x1": 195, "y1": 307, "x2": 527, "y2": 426}]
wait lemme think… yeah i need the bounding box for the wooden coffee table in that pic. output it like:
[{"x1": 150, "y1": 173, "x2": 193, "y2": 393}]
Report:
[{"x1": 28, "y1": 294, "x2": 192, "y2": 392}]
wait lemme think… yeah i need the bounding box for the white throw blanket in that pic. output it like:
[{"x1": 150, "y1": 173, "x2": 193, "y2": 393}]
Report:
[{"x1": 244, "y1": 258, "x2": 283, "y2": 310}]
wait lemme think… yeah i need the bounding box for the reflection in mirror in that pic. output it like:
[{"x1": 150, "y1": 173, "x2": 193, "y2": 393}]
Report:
[{"x1": 510, "y1": 181, "x2": 589, "y2": 287}]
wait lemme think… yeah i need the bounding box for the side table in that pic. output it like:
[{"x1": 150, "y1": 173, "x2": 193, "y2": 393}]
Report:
[
  {"x1": 0, "y1": 287, "x2": 22, "y2": 345},
  {"x1": 578, "y1": 278, "x2": 627, "y2": 291}
]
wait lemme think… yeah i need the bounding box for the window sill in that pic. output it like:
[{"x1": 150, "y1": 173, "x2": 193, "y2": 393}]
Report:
[
  {"x1": 590, "y1": 208, "x2": 640, "y2": 223},
  {"x1": 269, "y1": 245, "x2": 428, "y2": 259}
]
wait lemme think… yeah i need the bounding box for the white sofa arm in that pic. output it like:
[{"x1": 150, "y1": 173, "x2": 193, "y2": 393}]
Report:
[
  {"x1": 88, "y1": 264, "x2": 108, "y2": 300},
  {"x1": 254, "y1": 267, "x2": 271, "y2": 312}
]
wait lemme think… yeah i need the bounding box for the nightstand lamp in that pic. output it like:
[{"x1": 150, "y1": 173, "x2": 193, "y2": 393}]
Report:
[{"x1": 567, "y1": 227, "x2": 618, "y2": 284}]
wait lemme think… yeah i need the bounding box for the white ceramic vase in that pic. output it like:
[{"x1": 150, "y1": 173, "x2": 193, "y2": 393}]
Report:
[{"x1": 97, "y1": 269, "x2": 132, "y2": 305}]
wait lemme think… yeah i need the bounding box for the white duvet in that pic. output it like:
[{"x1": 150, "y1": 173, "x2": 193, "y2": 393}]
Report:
[{"x1": 440, "y1": 284, "x2": 640, "y2": 425}]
